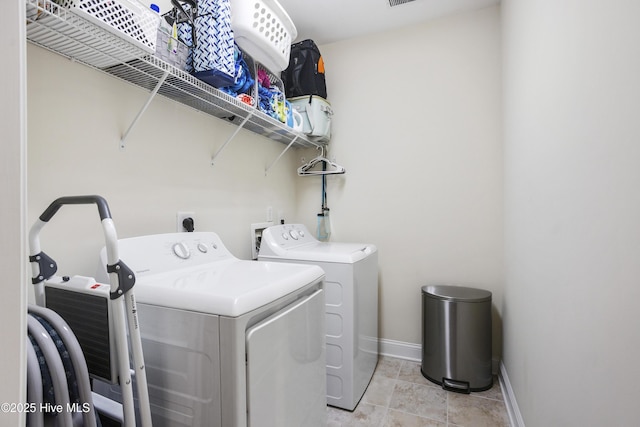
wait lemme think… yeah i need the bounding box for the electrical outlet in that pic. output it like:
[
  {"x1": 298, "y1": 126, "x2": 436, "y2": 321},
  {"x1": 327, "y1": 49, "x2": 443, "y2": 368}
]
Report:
[
  {"x1": 177, "y1": 211, "x2": 195, "y2": 232},
  {"x1": 251, "y1": 222, "x2": 273, "y2": 260}
]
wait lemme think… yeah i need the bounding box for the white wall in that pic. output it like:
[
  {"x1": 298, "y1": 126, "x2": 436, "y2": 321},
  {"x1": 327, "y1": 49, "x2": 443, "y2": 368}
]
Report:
[
  {"x1": 502, "y1": 0, "x2": 640, "y2": 425},
  {"x1": 0, "y1": 1, "x2": 27, "y2": 426},
  {"x1": 27, "y1": 45, "x2": 304, "y2": 277},
  {"x1": 298, "y1": 6, "x2": 503, "y2": 355}
]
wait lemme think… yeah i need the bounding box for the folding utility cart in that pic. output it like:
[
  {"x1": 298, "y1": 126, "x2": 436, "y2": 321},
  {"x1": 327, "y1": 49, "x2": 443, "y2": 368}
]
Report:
[{"x1": 28, "y1": 195, "x2": 152, "y2": 427}]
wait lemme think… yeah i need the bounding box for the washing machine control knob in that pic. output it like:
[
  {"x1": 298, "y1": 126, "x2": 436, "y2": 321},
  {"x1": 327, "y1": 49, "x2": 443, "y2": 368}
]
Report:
[
  {"x1": 197, "y1": 243, "x2": 208, "y2": 253},
  {"x1": 298, "y1": 229, "x2": 305, "y2": 237},
  {"x1": 172, "y1": 242, "x2": 191, "y2": 259},
  {"x1": 289, "y1": 230, "x2": 299, "y2": 240},
  {"x1": 282, "y1": 233, "x2": 289, "y2": 240}
]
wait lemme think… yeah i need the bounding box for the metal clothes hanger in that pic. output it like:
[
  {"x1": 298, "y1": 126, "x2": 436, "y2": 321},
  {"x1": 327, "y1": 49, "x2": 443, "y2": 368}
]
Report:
[{"x1": 297, "y1": 146, "x2": 346, "y2": 176}]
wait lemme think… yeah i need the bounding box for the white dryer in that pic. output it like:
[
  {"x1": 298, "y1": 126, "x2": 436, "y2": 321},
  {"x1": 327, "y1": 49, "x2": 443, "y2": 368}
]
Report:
[
  {"x1": 258, "y1": 224, "x2": 378, "y2": 410},
  {"x1": 95, "y1": 232, "x2": 327, "y2": 427}
]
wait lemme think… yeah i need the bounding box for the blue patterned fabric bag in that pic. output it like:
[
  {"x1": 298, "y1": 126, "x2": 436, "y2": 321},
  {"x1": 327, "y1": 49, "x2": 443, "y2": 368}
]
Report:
[{"x1": 191, "y1": 0, "x2": 235, "y2": 87}]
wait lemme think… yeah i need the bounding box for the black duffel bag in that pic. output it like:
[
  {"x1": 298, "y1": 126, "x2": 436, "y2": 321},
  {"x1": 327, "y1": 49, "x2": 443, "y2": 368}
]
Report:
[{"x1": 282, "y1": 39, "x2": 327, "y2": 99}]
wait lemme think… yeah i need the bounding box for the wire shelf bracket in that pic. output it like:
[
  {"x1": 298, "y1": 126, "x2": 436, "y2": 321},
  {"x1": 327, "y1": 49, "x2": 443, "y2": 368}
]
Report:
[
  {"x1": 265, "y1": 135, "x2": 301, "y2": 175},
  {"x1": 120, "y1": 71, "x2": 169, "y2": 150},
  {"x1": 211, "y1": 112, "x2": 254, "y2": 166}
]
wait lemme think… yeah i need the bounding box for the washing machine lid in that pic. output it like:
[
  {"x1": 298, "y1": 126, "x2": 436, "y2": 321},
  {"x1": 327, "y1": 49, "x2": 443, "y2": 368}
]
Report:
[
  {"x1": 259, "y1": 224, "x2": 377, "y2": 263},
  {"x1": 261, "y1": 241, "x2": 376, "y2": 263},
  {"x1": 132, "y1": 259, "x2": 324, "y2": 316},
  {"x1": 96, "y1": 232, "x2": 324, "y2": 317}
]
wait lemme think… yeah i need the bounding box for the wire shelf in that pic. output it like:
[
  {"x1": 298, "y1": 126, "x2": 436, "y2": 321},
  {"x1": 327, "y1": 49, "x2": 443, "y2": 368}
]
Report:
[{"x1": 25, "y1": 0, "x2": 321, "y2": 149}]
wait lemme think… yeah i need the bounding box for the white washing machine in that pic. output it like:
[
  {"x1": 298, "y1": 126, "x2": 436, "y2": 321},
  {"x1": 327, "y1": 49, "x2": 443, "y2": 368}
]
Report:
[
  {"x1": 258, "y1": 224, "x2": 378, "y2": 410},
  {"x1": 95, "y1": 232, "x2": 327, "y2": 427}
]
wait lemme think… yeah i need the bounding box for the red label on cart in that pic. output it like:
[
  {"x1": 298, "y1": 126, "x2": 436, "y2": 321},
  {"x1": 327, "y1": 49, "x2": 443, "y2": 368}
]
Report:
[{"x1": 91, "y1": 284, "x2": 101, "y2": 289}]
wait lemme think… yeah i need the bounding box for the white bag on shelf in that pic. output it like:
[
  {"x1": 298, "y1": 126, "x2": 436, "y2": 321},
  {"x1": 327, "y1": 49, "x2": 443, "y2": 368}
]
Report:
[{"x1": 289, "y1": 95, "x2": 333, "y2": 143}]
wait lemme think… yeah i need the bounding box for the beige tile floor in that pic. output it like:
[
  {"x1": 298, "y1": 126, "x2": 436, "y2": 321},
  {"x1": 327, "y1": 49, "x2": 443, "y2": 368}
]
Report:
[{"x1": 327, "y1": 356, "x2": 510, "y2": 427}]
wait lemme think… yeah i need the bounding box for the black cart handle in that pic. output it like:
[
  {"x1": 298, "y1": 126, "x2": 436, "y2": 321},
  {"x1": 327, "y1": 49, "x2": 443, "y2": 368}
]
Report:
[
  {"x1": 28, "y1": 195, "x2": 134, "y2": 303},
  {"x1": 38, "y1": 195, "x2": 112, "y2": 223}
]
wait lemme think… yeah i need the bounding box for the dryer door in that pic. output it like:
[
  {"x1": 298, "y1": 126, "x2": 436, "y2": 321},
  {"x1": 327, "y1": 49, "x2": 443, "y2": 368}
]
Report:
[{"x1": 246, "y1": 289, "x2": 326, "y2": 427}]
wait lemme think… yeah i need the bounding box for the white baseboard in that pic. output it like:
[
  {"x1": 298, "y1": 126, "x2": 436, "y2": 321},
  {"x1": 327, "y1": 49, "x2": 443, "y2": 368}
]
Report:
[
  {"x1": 378, "y1": 338, "x2": 501, "y2": 374},
  {"x1": 378, "y1": 338, "x2": 422, "y2": 361},
  {"x1": 499, "y1": 362, "x2": 525, "y2": 427}
]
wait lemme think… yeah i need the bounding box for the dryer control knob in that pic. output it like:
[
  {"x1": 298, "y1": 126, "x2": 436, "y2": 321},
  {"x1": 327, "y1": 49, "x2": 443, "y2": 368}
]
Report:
[
  {"x1": 172, "y1": 242, "x2": 191, "y2": 259},
  {"x1": 197, "y1": 243, "x2": 208, "y2": 253}
]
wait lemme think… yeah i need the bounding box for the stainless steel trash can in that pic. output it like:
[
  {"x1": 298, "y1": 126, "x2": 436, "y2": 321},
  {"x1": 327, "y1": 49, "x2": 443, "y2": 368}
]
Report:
[{"x1": 421, "y1": 285, "x2": 492, "y2": 393}]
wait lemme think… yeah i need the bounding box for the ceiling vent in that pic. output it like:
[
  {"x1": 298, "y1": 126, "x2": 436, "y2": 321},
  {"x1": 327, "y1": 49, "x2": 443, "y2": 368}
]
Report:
[{"x1": 389, "y1": 0, "x2": 416, "y2": 7}]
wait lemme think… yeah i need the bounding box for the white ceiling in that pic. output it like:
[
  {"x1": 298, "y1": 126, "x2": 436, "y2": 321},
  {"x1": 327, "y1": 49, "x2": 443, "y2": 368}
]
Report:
[{"x1": 277, "y1": 0, "x2": 500, "y2": 45}]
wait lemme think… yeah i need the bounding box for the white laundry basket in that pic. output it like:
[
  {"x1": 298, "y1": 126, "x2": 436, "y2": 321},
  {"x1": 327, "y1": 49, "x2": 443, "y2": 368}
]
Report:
[
  {"x1": 72, "y1": 0, "x2": 160, "y2": 54},
  {"x1": 229, "y1": 0, "x2": 297, "y2": 73}
]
